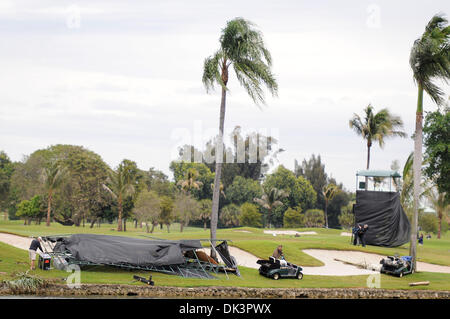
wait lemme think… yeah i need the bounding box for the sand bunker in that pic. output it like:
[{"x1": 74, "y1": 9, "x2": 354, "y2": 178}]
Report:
[
  {"x1": 1, "y1": 232, "x2": 449, "y2": 276},
  {"x1": 264, "y1": 230, "x2": 317, "y2": 236}
]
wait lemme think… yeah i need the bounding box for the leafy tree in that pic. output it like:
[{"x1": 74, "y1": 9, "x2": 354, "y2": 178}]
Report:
[
  {"x1": 225, "y1": 176, "x2": 262, "y2": 206},
  {"x1": 159, "y1": 196, "x2": 174, "y2": 232},
  {"x1": 174, "y1": 192, "x2": 200, "y2": 232},
  {"x1": 201, "y1": 129, "x2": 284, "y2": 188},
  {"x1": 239, "y1": 202, "x2": 262, "y2": 227},
  {"x1": 133, "y1": 189, "x2": 161, "y2": 233},
  {"x1": 263, "y1": 165, "x2": 316, "y2": 226},
  {"x1": 10, "y1": 145, "x2": 110, "y2": 226},
  {"x1": 409, "y1": 13, "x2": 450, "y2": 267},
  {"x1": 425, "y1": 187, "x2": 449, "y2": 239},
  {"x1": 197, "y1": 199, "x2": 212, "y2": 230},
  {"x1": 322, "y1": 183, "x2": 340, "y2": 228},
  {"x1": 219, "y1": 204, "x2": 241, "y2": 227},
  {"x1": 283, "y1": 207, "x2": 304, "y2": 228},
  {"x1": 202, "y1": 17, "x2": 278, "y2": 257},
  {"x1": 254, "y1": 187, "x2": 288, "y2": 228},
  {"x1": 170, "y1": 161, "x2": 214, "y2": 200},
  {"x1": 103, "y1": 160, "x2": 136, "y2": 231},
  {"x1": 177, "y1": 168, "x2": 203, "y2": 195},
  {"x1": 0, "y1": 151, "x2": 14, "y2": 213},
  {"x1": 338, "y1": 203, "x2": 355, "y2": 229},
  {"x1": 295, "y1": 154, "x2": 328, "y2": 209},
  {"x1": 423, "y1": 108, "x2": 450, "y2": 203},
  {"x1": 16, "y1": 195, "x2": 45, "y2": 225},
  {"x1": 304, "y1": 209, "x2": 325, "y2": 228},
  {"x1": 42, "y1": 161, "x2": 67, "y2": 226},
  {"x1": 419, "y1": 212, "x2": 439, "y2": 234},
  {"x1": 349, "y1": 104, "x2": 406, "y2": 189}
]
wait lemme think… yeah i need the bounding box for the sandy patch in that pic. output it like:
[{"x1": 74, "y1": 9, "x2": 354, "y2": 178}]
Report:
[
  {"x1": 264, "y1": 230, "x2": 317, "y2": 236},
  {"x1": 341, "y1": 232, "x2": 352, "y2": 237},
  {"x1": 0, "y1": 232, "x2": 32, "y2": 250},
  {"x1": 234, "y1": 230, "x2": 251, "y2": 233},
  {"x1": 1, "y1": 232, "x2": 449, "y2": 275}
]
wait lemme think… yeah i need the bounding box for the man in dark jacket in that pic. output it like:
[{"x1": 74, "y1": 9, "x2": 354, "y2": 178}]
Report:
[
  {"x1": 353, "y1": 224, "x2": 369, "y2": 247},
  {"x1": 29, "y1": 237, "x2": 43, "y2": 270}
]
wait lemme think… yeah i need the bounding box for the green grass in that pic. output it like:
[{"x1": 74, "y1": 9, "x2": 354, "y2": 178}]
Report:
[
  {"x1": 1, "y1": 241, "x2": 449, "y2": 290},
  {"x1": 0, "y1": 220, "x2": 449, "y2": 291}
]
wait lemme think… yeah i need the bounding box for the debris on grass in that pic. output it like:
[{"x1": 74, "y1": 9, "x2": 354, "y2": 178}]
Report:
[
  {"x1": 409, "y1": 281, "x2": 430, "y2": 286},
  {"x1": 2, "y1": 271, "x2": 48, "y2": 293}
]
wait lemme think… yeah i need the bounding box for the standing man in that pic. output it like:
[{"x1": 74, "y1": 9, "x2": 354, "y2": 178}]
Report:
[{"x1": 29, "y1": 237, "x2": 43, "y2": 270}]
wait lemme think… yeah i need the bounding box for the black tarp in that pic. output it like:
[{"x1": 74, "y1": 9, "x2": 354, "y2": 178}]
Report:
[
  {"x1": 53, "y1": 234, "x2": 202, "y2": 266},
  {"x1": 354, "y1": 191, "x2": 411, "y2": 247}
]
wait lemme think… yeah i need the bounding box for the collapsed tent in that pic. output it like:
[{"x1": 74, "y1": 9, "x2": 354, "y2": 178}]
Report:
[
  {"x1": 44, "y1": 234, "x2": 239, "y2": 278},
  {"x1": 354, "y1": 191, "x2": 411, "y2": 247}
]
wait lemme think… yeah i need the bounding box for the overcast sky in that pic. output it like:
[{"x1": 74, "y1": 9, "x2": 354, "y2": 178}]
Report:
[{"x1": 0, "y1": 0, "x2": 449, "y2": 190}]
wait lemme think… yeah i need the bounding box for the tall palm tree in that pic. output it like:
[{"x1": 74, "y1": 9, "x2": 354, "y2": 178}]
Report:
[
  {"x1": 254, "y1": 187, "x2": 288, "y2": 228},
  {"x1": 409, "y1": 14, "x2": 449, "y2": 268},
  {"x1": 103, "y1": 163, "x2": 135, "y2": 231},
  {"x1": 322, "y1": 183, "x2": 340, "y2": 228},
  {"x1": 202, "y1": 17, "x2": 278, "y2": 256},
  {"x1": 177, "y1": 168, "x2": 203, "y2": 195},
  {"x1": 349, "y1": 104, "x2": 407, "y2": 189},
  {"x1": 42, "y1": 161, "x2": 67, "y2": 227}
]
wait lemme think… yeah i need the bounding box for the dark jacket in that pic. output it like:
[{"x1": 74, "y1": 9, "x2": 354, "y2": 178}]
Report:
[{"x1": 29, "y1": 239, "x2": 43, "y2": 252}]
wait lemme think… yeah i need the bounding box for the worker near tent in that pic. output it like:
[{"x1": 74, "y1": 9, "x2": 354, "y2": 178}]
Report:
[
  {"x1": 29, "y1": 237, "x2": 43, "y2": 270},
  {"x1": 272, "y1": 244, "x2": 287, "y2": 266},
  {"x1": 353, "y1": 224, "x2": 369, "y2": 247}
]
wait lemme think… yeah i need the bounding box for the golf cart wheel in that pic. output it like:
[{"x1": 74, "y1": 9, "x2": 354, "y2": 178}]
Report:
[
  {"x1": 273, "y1": 273, "x2": 280, "y2": 280},
  {"x1": 297, "y1": 272, "x2": 303, "y2": 280},
  {"x1": 398, "y1": 272, "x2": 403, "y2": 278}
]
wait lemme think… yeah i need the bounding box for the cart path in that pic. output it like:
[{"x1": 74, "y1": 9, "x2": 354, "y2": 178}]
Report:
[{"x1": 1, "y1": 232, "x2": 449, "y2": 275}]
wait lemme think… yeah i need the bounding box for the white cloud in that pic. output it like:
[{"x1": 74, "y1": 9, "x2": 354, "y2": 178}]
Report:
[{"x1": 0, "y1": 0, "x2": 449, "y2": 190}]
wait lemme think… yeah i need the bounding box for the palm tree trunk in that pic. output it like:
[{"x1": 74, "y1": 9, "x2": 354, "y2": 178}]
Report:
[
  {"x1": 365, "y1": 142, "x2": 371, "y2": 190},
  {"x1": 46, "y1": 189, "x2": 52, "y2": 227},
  {"x1": 324, "y1": 200, "x2": 328, "y2": 228},
  {"x1": 210, "y1": 84, "x2": 227, "y2": 259},
  {"x1": 438, "y1": 215, "x2": 442, "y2": 239},
  {"x1": 410, "y1": 83, "x2": 423, "y2": 270},
  {"x1": 117, "y1": 193, "x2": 123, "y2": 231}
]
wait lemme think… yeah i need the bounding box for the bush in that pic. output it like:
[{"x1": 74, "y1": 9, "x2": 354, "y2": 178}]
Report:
[
  {"x1": 419, "y1": 213, "x2": 439, "y2": 234},
  {"x1": 239, "y1": 203, "x2": 262, "y2": 228},
  {"x1": 283, "y1": 207, "x2": 304, "y2": 228},
  {"x1": 220, "y1": 204, "x2": 241, "y2": 227},
  {"x1": 304, "y1": 209, "x2": 325, "y2": 228},
  {"x1": 338, "y1": 203, "x2": 354, "y2": 229}
]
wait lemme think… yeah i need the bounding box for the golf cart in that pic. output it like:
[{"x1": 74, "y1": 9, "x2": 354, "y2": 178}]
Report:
[
  {"x1": 257, "y1": 257, "x2": 303, "y2": 280},
  {"x1": 380, "y1": 255, "x2": 414, "y2": 277}
]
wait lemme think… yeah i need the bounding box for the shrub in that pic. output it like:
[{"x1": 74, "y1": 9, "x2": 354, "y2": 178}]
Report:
[
  {"x1": 338, "y1": 203, "x2": 354, "y2": 229},
  {"x1": 304, "y1": 209, "x2": 325, "y2": 228},
  {"x1": 283, "y1": 207, "x2": 304, "y2": 228},
  {"x1": 239, "y1": 203, "x2": 262, "y2": 228},
  {"x1": 419, "y1": 213, "x2": 439, "y2": 234}
]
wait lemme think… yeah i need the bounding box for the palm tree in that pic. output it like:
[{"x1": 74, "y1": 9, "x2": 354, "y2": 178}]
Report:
[
  {"x1": 349, "y1": 104, "x2": 407, "y2": 189},
  {"x1": 409, "y1": 13, "x2": 449, "y2": 268},
  {"x1": 177, "y1": 168, "x2": 203, "y2": 195},
  {"x1": 42, "y1": 161, "x2": 67, "y2": 227},
  {"x1": 254, "y1": 187, "x2": 288, "y2": 228},
  {"x1": 103, "y1": 163, "x2": 135, "y2": 231},
  {"x1": 202, "y1": 17, "x2": 278, "y2": 255},
  {"x1": 322, "y1": 183, "x2": 340, "y2": 228},
  {"x1": 425, "y1": 187, "x2": 449, "y2": 239}
]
